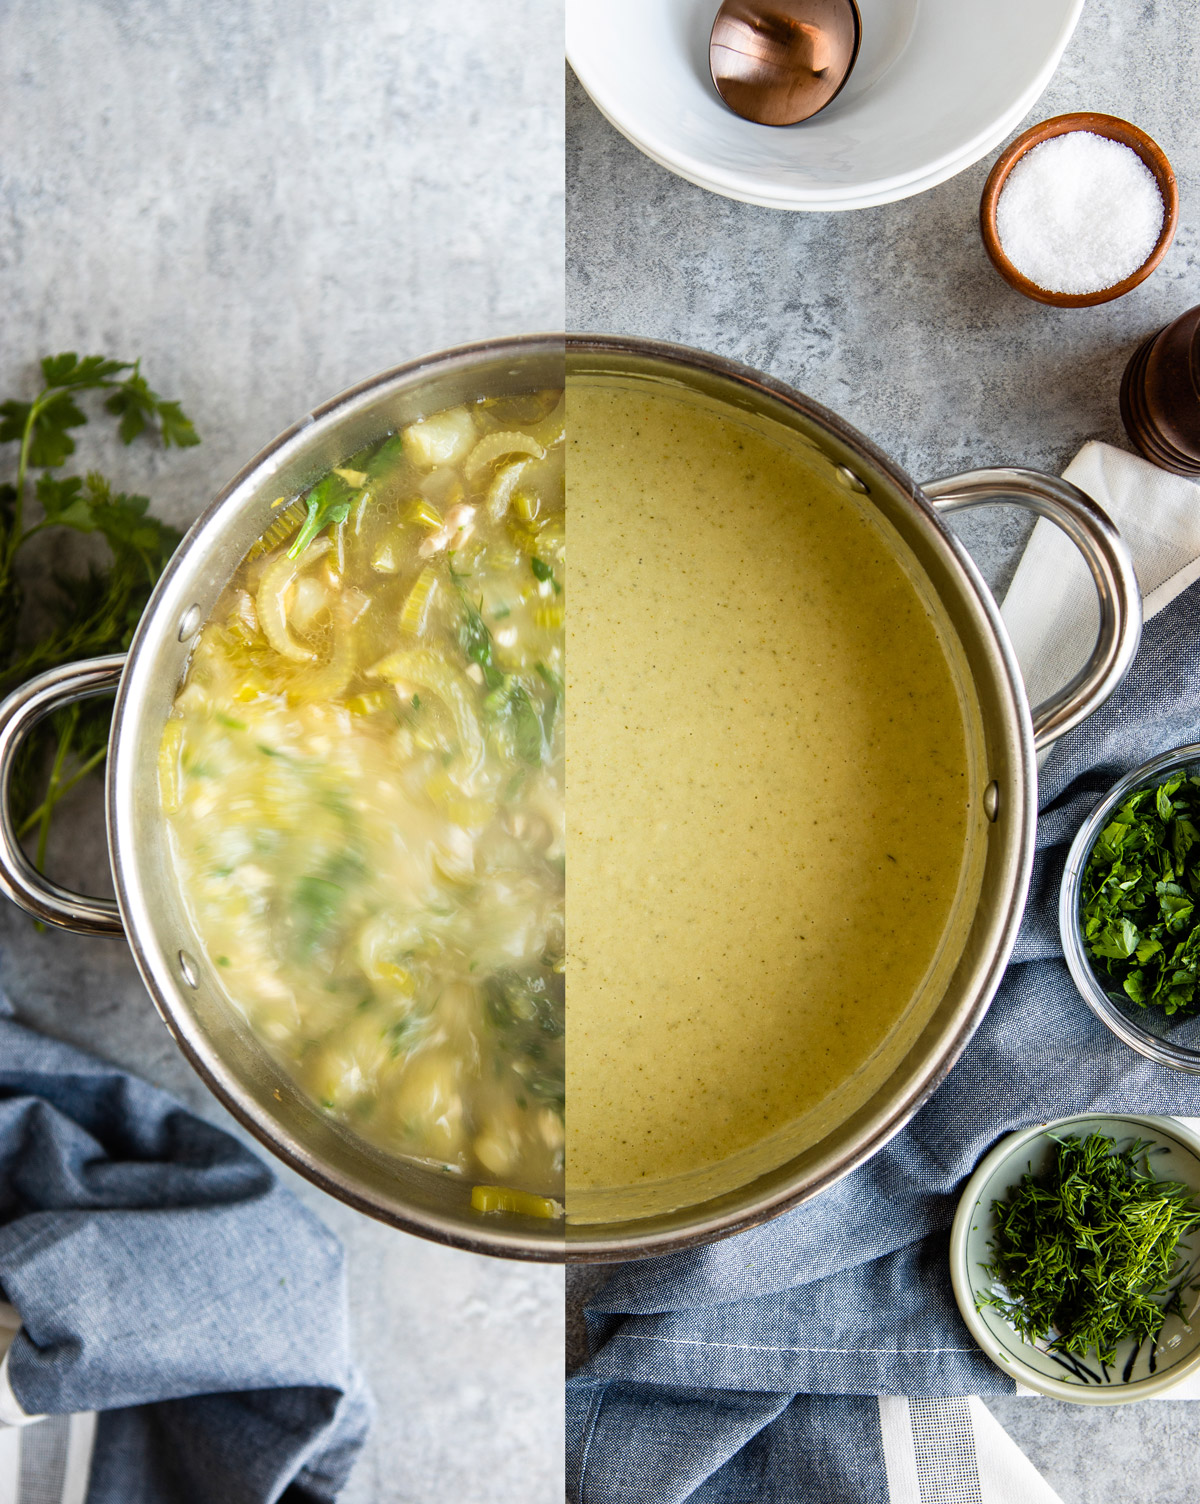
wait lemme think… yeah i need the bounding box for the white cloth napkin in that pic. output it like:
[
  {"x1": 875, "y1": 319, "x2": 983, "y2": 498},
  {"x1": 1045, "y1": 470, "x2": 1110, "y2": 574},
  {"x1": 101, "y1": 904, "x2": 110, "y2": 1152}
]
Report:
[
  {"x1": 1001, "y1": 440, "x2": 1200, "y2": 704},
  {"x1": 900, "y1": 445, "x2": 1200, "y2": 1502},
  {"x1": 879, "y1": 1396, "x2": 1063, "y2": 1504},
  {"x1": 0, "y1": 1304, "x2": 29, "y2": 1429}
]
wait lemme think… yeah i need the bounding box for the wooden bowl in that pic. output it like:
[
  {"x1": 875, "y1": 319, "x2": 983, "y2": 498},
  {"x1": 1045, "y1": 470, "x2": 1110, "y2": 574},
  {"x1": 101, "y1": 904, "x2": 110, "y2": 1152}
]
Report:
[{"x1": 979, "y1": 112, "x2": 1178, "y2": 308}]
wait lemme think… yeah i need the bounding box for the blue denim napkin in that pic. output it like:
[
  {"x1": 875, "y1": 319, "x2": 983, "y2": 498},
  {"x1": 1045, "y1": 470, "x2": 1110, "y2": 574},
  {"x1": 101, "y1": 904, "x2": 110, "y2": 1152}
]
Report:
[
  {"x1": 0, "y1": 1000, "x2": 371, "y2": 1503},
  {"x1": 567, "y1": 574, "x2": 1200, "y2": 1503}
]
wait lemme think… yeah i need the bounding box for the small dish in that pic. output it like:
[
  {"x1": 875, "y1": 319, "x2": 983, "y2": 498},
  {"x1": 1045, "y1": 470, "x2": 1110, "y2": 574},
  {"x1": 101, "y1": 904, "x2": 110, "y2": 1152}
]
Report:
[
  {"x1": 980, "y1": 111, "x2": 1178, "y2": 307},
  {"x1": 567, "y1": 0, "x2": 1083, "y2": 212},
  {"x1": 950, "y1": 1114, "x2": 1200, "y2": 1402},
  {"x1": 1059, "y1": 744, "x2": 1200, "y2": 1073}
]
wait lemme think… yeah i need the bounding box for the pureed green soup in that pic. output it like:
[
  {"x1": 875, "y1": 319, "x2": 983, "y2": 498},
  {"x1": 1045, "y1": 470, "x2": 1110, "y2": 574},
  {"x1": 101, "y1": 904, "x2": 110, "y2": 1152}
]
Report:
[
  {"x1": 160, "y1": 391, "x2": 565, "y2": 1209},
  {"x1": 565, "y1": 377, "x2": 983, "y2": 1220}
]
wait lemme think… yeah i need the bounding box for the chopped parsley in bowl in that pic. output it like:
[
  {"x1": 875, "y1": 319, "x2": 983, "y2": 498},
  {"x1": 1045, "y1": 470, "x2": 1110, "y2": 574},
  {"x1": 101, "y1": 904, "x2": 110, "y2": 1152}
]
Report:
[{"x1": 1061, "y1": 744, "x2": 1200, "y2": 1071}]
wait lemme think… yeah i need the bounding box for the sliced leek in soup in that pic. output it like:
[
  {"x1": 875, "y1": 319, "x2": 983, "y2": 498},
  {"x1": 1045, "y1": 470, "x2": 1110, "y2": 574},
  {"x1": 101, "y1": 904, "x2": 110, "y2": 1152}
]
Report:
[{"x1": 161, "y1": 391, "x2": 565, "y2": 1204}]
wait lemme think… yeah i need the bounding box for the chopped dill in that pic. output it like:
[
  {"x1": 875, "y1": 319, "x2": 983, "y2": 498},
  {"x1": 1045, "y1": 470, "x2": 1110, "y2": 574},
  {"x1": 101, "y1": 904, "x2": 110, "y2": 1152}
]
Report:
[{"x1": 980, "y1": 1132, "x2": 1200, "y2": 1367}]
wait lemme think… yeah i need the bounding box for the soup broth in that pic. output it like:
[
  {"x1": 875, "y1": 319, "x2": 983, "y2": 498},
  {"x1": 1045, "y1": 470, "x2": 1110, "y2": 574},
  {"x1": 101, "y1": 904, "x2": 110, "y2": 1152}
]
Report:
[
  {"x1": 566, "y1": 378, "x2": 983, "y2": 1215},
  {"x1": 162, "y1": 391, "x2": 565, "y2": 1204}
]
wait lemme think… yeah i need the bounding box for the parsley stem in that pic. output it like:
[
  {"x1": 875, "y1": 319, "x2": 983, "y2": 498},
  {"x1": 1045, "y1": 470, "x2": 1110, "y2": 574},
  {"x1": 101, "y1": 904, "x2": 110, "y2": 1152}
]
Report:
[
  {"x1": 11, "y1": 385, "x2": 72, "y2": 566},
  {"x1": 34, "y1": 704, "x2": 79, "y2": 874},
  {"x1": 11, "y1": 394, "x2": 40, "y2": 562},
  {"x1": 17, "y1": 740, "x2": 107, "y2": 840}
]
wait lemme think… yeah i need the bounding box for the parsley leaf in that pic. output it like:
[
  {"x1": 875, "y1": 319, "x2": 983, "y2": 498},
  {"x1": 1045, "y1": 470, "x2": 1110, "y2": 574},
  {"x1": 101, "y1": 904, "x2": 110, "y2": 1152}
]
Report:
[
  {"x1": 0, "y1": 392, "x2": 88, "y2": 468},
  {"x1": 287, "y1": 471, "x2": 357, "y2": 559},
  {"x1": 1080, "y1": 771, "x2": 1200, "y2": 1017},
  {"x1": 286, "y1": 431, "x2": 402, "y2": 558},
  {"x1": 40, "y1": 353, "x2": 130, "y2": 388},
  {"x1": 105, "y1": 372, "x2": 200, "y2": 448}
]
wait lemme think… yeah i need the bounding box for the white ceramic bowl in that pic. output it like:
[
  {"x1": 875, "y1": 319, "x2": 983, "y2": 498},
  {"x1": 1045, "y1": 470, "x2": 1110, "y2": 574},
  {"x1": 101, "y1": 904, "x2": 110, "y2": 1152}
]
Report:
[
  {"x1": 950, "y1": 1115, "x2": 1200, "y2": 1403},
  {"x1": 567, "y1": 0, "x2": 1084, "y2": 211}
]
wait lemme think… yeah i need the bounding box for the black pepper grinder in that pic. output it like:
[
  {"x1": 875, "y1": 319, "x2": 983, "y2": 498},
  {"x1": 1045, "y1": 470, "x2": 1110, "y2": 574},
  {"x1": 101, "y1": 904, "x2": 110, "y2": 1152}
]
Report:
[{"x1": 1120, "y1": 305, "x2": 1200, "y2": 478}]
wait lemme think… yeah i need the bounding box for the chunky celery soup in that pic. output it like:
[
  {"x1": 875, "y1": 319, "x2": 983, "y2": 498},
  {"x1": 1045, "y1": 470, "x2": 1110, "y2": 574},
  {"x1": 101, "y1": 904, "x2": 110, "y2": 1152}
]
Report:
[{"x1": 161, "y1": 391, "x2": 565, "y2": 1208}]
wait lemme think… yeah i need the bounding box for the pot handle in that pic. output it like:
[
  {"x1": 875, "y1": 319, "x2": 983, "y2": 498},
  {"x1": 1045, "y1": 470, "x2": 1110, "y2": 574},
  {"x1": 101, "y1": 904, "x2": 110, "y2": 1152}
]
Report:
[
  {"x1": 0, "y1": 654, "x2": 127, "y2": 935},
  {"x1": 923, "y1": 467, "x2": 1142, "y2": 753}
]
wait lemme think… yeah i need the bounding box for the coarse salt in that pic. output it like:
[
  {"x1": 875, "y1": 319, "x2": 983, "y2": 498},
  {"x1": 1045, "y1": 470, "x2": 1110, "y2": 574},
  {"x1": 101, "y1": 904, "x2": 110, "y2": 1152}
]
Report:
[{"x1": 995, "y1": 130, "x2": 1164, "y2": 296}]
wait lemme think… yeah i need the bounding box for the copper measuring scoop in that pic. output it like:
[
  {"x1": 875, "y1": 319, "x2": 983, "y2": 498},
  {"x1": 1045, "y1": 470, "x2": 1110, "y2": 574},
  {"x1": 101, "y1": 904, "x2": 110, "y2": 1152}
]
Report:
[{"x1": 709, "y1": 0, "x2": 862, "y2": 127}]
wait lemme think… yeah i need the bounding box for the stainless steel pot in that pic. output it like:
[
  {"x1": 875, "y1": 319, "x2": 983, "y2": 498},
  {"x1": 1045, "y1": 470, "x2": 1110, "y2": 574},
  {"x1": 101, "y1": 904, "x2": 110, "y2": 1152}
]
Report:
[{"x1": 0, "y1": 333, "x2": 1141, "y2": 1265}]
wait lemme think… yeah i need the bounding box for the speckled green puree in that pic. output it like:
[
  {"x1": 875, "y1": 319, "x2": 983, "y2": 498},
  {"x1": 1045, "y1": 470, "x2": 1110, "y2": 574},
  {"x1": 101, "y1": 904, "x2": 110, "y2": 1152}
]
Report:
[{"x1": 566, "y1": 378, "x2": 982, "y2": 1215}]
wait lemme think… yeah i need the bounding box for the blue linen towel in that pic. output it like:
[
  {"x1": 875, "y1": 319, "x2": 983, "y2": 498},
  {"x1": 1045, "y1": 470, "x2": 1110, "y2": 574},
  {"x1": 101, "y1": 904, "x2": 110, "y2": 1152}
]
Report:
[
  {"x1": 567, "y1": 572, "x2": 1200, "y2": 1503},
  {"x1": 0, "y1": 997, "x2": 372, "y2": 1503}
]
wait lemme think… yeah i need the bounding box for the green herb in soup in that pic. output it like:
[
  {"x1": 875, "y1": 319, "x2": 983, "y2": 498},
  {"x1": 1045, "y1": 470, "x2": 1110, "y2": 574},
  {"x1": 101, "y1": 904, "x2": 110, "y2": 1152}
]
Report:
[
  {"x1": 161, "y1": 391, "x2": 564, "y2": 1203},
  {"x1": 1081, "y1": 771, "x2": 1200, "y2": 1017}
]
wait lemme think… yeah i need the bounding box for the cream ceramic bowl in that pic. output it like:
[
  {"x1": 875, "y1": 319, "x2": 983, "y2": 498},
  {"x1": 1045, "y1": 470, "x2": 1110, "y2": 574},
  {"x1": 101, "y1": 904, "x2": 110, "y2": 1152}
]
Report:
[
  {"x1": 951, "y1": 1114, "x2": 1200, "y2": 1402},
  {"x1": 567, "y1": 0, "x2": 1084, "y2": 211}
]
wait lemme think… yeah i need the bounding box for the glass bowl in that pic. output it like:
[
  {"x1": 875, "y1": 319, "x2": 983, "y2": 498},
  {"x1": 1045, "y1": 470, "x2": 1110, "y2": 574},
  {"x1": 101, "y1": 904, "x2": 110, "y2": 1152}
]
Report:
[{"x1": 1060, "y1": 743, "x2": 1200, "y2": 1071}]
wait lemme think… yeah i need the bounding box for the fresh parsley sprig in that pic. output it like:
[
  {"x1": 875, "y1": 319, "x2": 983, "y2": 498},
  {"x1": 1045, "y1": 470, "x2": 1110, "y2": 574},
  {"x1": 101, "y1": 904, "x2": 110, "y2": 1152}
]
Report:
[
  {"x1": 0, "y1": 353, "x2": 197, "y2": 876},
  {"x1": 456, "y1": 591, "x2": 545, "y2": 766}
]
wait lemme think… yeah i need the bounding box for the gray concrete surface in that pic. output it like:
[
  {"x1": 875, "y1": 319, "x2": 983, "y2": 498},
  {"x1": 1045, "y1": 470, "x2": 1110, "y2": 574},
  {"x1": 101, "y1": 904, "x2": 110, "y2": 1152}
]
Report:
[
  {"x1": 0, "y1": 4, "x2": 564, "y2": 1501},
  {"x1": 567, "y1": 1, "x2": 1200, "y2": 1499}
]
